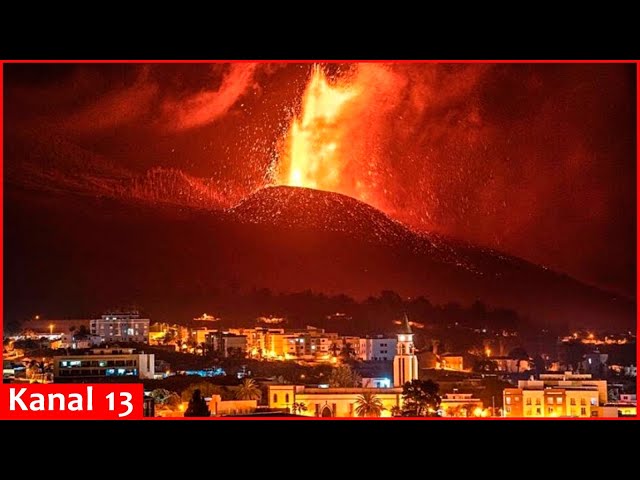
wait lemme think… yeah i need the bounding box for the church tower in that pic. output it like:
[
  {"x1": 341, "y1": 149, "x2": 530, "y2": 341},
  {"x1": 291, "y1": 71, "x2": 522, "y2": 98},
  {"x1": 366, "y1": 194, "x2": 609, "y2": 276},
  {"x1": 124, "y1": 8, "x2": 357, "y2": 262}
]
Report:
[{"x1": 393, "y1": 313, "x2": 419, "y2": 387}]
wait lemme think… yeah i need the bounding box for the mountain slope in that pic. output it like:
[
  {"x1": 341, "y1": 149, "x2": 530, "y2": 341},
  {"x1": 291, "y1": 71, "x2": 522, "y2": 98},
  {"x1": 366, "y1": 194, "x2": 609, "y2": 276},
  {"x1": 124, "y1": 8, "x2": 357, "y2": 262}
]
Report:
[{"x1": 4, "y1": 183, "x2": 634, "y2": 331}]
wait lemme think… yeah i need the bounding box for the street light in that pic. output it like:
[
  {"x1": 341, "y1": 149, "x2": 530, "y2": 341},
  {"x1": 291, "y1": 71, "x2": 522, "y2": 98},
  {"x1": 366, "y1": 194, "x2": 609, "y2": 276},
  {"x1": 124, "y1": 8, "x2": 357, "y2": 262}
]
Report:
[{"x1": 49, "y1": 324, "x2": 54, "y2": 335}]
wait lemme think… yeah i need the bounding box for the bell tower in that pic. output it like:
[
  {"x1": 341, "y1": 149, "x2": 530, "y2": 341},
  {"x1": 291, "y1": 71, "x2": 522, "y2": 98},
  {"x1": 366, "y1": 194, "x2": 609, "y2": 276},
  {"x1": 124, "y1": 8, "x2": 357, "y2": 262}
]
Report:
[{"x1": 393, "y1": 313, "x2": 419, "y2": 387}]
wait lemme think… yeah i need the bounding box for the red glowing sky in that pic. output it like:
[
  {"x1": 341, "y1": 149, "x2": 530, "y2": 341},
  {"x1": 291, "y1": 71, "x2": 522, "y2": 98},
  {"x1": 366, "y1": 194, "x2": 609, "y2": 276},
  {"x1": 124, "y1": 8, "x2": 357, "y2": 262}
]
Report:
[{"x1": 4, "y1": 62, "x2": 636, "y2": 297}]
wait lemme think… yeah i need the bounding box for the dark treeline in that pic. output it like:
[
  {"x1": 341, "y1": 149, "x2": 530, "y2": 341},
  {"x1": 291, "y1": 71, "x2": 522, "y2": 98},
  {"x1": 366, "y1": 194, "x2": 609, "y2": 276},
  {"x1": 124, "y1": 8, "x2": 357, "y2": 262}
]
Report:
[{"x1": 188, "y1": 288, "x2": 539, "y2": 338}]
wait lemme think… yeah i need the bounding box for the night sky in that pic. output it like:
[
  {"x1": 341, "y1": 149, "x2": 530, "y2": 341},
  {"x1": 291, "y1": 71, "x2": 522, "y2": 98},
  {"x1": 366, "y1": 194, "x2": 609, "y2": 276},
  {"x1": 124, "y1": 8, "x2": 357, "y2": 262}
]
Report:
[{"x1": 4, "y1": 63, "x2": 636, "y2": 298}]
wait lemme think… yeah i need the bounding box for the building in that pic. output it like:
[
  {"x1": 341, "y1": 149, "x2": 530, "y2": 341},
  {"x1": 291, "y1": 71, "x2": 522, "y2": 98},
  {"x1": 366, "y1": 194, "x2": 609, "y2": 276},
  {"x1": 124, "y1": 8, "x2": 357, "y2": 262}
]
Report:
[
  {"x1": 59, "y1": 332, "x2": 104, "y2": 349},
  {"x1": 269, "y1": 385, "x2": 403, "y2": 417},
  {"x1": 440, "y1": 392, "x2": 485, "y2": 417},
  {"x1": 488, "y1": 356, "x2": 533, "y2": 373},
  {"x1": 267, "y1": 315, "x2": 419, "y2": 417},
  {"x1": 503, "y1": 372, "x2": 608, "y2": 418},
  {"x1": 53, "y1": 348, "x2": 155, "y2": 382},
  {"x1": 359, "y1": 335, "x2": 397, "y2": 361},
  {"x1": 206, "y1": 332, "x2": 248, "y2": 358},
  {"x1": 90, "y1": 312, "x2": 150, "y2": 343},
  {"x1": 438, "y1": 354, "x2": 464, "y2": 371},
  {"x1": 362, "y1": 377, "x2": 392, "y2": 388}
]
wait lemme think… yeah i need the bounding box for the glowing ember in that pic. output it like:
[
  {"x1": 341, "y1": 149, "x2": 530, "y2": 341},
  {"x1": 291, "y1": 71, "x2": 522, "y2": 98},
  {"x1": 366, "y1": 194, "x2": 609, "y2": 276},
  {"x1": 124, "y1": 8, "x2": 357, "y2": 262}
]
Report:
[{"x1": 277, "y1": 65, "x2": 361, "y2": 195}]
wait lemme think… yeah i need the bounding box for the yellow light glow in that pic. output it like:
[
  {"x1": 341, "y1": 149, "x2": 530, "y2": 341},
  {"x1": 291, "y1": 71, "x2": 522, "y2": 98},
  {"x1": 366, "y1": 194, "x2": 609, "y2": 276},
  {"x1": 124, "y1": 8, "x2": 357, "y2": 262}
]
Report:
[
  {"x1": 473, "y1": 407, "x2": 484, "y2": 417},
  {"x1": 485, "y1": 348, "x2": 491, "y2": 357},
  {"x1": 331, "y1": 356, "x2": 338, "y2": 364}
]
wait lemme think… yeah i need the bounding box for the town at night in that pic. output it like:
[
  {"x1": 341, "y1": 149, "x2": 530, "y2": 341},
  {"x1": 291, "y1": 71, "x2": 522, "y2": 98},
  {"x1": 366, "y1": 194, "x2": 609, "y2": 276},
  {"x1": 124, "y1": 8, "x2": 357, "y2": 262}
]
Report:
[{"x1": 2, "y1": 62, "x2": 636, "y2": 419}]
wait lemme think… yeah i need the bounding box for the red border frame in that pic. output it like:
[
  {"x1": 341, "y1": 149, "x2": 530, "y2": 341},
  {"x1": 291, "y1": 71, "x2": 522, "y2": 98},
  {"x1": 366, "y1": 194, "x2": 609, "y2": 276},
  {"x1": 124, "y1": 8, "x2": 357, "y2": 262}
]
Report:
[{"x1": 0, "y1": 59, "x2": 637, "y2": 420}]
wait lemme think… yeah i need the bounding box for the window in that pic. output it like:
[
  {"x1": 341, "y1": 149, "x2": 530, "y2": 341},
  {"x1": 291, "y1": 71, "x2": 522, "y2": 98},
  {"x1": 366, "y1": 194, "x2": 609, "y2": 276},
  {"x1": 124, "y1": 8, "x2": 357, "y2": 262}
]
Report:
[
  {"x1": 536, "y1": 407, "x2": 541, "y2": 415},
  {"x1": 525, "y1": 408, "x2": 532, "y2": 416},
  {"x1": 580, "y1": 407, "x2": 586, "y2": 415},
  {"x1": 580, "y1": 398, "x2": 586, "y2": 406},
  {"x1": 285, "y1": 394, "x2": 290, "y2": 404},
  {"x1": 506, "y1": 406, "x2": 511, "y2": 413},
  {"x1": 547, "y1": 397, "x2": 554, "y2": 404},
  {"x1": 505, "y1": 397, "x2": 511, "y2": 405},
  {"x1": 556, "y1": 397, "x2": 563, "y2": 404},
  {"x1": 273, "y1": 394, "x2": 278, "y2": 404},
  {"x1": 535, "y1": 398, "x2": 541, "y2": 405},
  {"x1": 525, "y1": 397, "x2": 532, "y2": 405},
  {"x1": 515, "y1": 397, "x2": 521, "y2": 402},
  {"x1": 590, "y1": 398, "x2": 597, "y2": 406},
  {"x1": 547, "y1": 407, "x2": 553, "y2": 414},
  {"x1": 570, "y1": 398, "x2": 576, "y2": 406}
]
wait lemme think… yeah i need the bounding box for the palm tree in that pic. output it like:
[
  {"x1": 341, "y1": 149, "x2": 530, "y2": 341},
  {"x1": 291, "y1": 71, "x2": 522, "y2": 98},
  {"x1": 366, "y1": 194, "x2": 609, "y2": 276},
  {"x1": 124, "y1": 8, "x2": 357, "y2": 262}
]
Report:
[
  {"x1": 390, "y1": 405, "x2": 402, "y2": 417},
  {"x1": 329, "y1": 343, "x2": 340, "y2": 357},
  {"x1": 28, "y1": 359, "x2": 52, "y2": 383},
  {"x1": 235, "y1": 378, "x2": 262, "y2": 401},
  {"x1": 291, "y1": 402, "x2": 307, "y2": 415},
  {"x1": 354, "y1": 392, "x2": 385, "y2": 417}
]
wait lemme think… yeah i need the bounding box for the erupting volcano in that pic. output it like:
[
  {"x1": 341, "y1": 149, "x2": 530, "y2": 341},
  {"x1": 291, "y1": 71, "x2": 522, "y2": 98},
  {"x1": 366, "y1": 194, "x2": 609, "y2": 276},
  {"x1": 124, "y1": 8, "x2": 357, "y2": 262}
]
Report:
[{"x1": 2, "y1": 62, "x2": 636, "y2": 333}]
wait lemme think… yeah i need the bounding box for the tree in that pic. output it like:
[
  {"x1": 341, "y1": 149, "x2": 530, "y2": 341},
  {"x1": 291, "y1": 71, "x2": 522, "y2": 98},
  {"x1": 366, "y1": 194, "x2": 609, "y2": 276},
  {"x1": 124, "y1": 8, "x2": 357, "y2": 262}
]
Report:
[
  {"x1": 340, "y1": 342, "x2": 357, "y2": 362},
  {"x1": 354, "y1": 392, "x2": 385, "y2": 417},
  {"x1": 184, "y1": 389, "x2": 210, "y2": 417},
  {"x1": 401, "y1": 379, "x2": 441, "y2": 417},
  {"x1": 390, "y1": 405, "x2": 402, "y2": 417},
  {"x1": 291, "y1": 402, "x2": 307, "y2": 415},
  {"x1": 181, "y1": 382, "x2": 224, "y2": 403},
  {"x1": 328, "y1": 365, "x2": 361, "y2": 388},
  {"x1": 235, "y1": 378, "x2": 262, "y2": 401},
  {"x1": 329, "y1": 343, "x2": 340, "y2": 357},
  {"x1": 75, "y1": 325, "x2": 90, "y2": 337}
]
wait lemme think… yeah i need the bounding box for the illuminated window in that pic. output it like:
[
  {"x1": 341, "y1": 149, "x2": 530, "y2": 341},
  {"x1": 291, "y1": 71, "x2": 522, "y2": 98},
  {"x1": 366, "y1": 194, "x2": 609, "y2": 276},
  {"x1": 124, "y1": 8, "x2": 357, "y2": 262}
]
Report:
[
  {"x1": 547, "y1": 397, "x2": 554, "y2": 404},
  {"x1": 556, "y1": 397, "x2": 563, "y2": 404},
  {"x1": 590, "y1": 398, "x2": 597, "y2": 406},
  {"x1": 505, "y1": 397, "x2": 511, "y2": 404},
  {"x1": 273, "y1": 394, "x2": 278, "y2": 404}
]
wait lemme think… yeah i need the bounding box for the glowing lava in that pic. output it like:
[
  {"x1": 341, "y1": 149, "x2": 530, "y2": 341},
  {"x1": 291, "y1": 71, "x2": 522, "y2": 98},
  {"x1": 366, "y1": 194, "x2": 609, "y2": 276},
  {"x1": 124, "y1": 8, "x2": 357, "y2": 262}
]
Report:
[{"x1": 277, "y1": 65, "x2": 362, "y2": 195}]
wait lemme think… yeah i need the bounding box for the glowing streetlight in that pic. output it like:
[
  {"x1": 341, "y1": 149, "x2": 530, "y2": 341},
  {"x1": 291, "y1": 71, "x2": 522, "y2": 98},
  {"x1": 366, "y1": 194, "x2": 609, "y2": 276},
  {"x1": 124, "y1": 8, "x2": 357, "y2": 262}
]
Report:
[{"x1": 49, "y1": 324, "x2": 54, "y2": 335}]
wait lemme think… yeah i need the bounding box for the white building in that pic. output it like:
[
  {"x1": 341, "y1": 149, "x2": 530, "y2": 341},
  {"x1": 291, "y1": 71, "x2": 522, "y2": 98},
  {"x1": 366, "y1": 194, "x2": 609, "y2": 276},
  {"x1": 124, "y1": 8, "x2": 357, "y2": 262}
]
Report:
[
  {"x1": 359, "y1": 335, "x2": 397, "y2": 361},
  {"x1": 90, "y1": 312, "x2": 150, "y2": 343},
  {"x1": 53, "y1": 348, "x2": 155, "y2": 381}
]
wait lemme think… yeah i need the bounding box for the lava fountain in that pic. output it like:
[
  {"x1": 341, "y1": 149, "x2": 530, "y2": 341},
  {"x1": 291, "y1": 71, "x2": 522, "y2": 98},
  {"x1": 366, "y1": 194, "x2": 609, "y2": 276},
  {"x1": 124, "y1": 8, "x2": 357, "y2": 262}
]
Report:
[{"x1": 277, "y1": 65, "x2": 365, "y2": 198}]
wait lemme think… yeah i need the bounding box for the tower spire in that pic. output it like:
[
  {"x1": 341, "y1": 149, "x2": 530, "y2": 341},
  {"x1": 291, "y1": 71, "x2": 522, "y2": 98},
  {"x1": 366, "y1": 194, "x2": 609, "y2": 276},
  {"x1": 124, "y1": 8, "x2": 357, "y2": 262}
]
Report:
[
  {"x1": 398, "y1": 312, "x2": 412, "y2": 334},
  {"x1": 393, "y1": 313, "x2": 419, "y2": 387}
]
